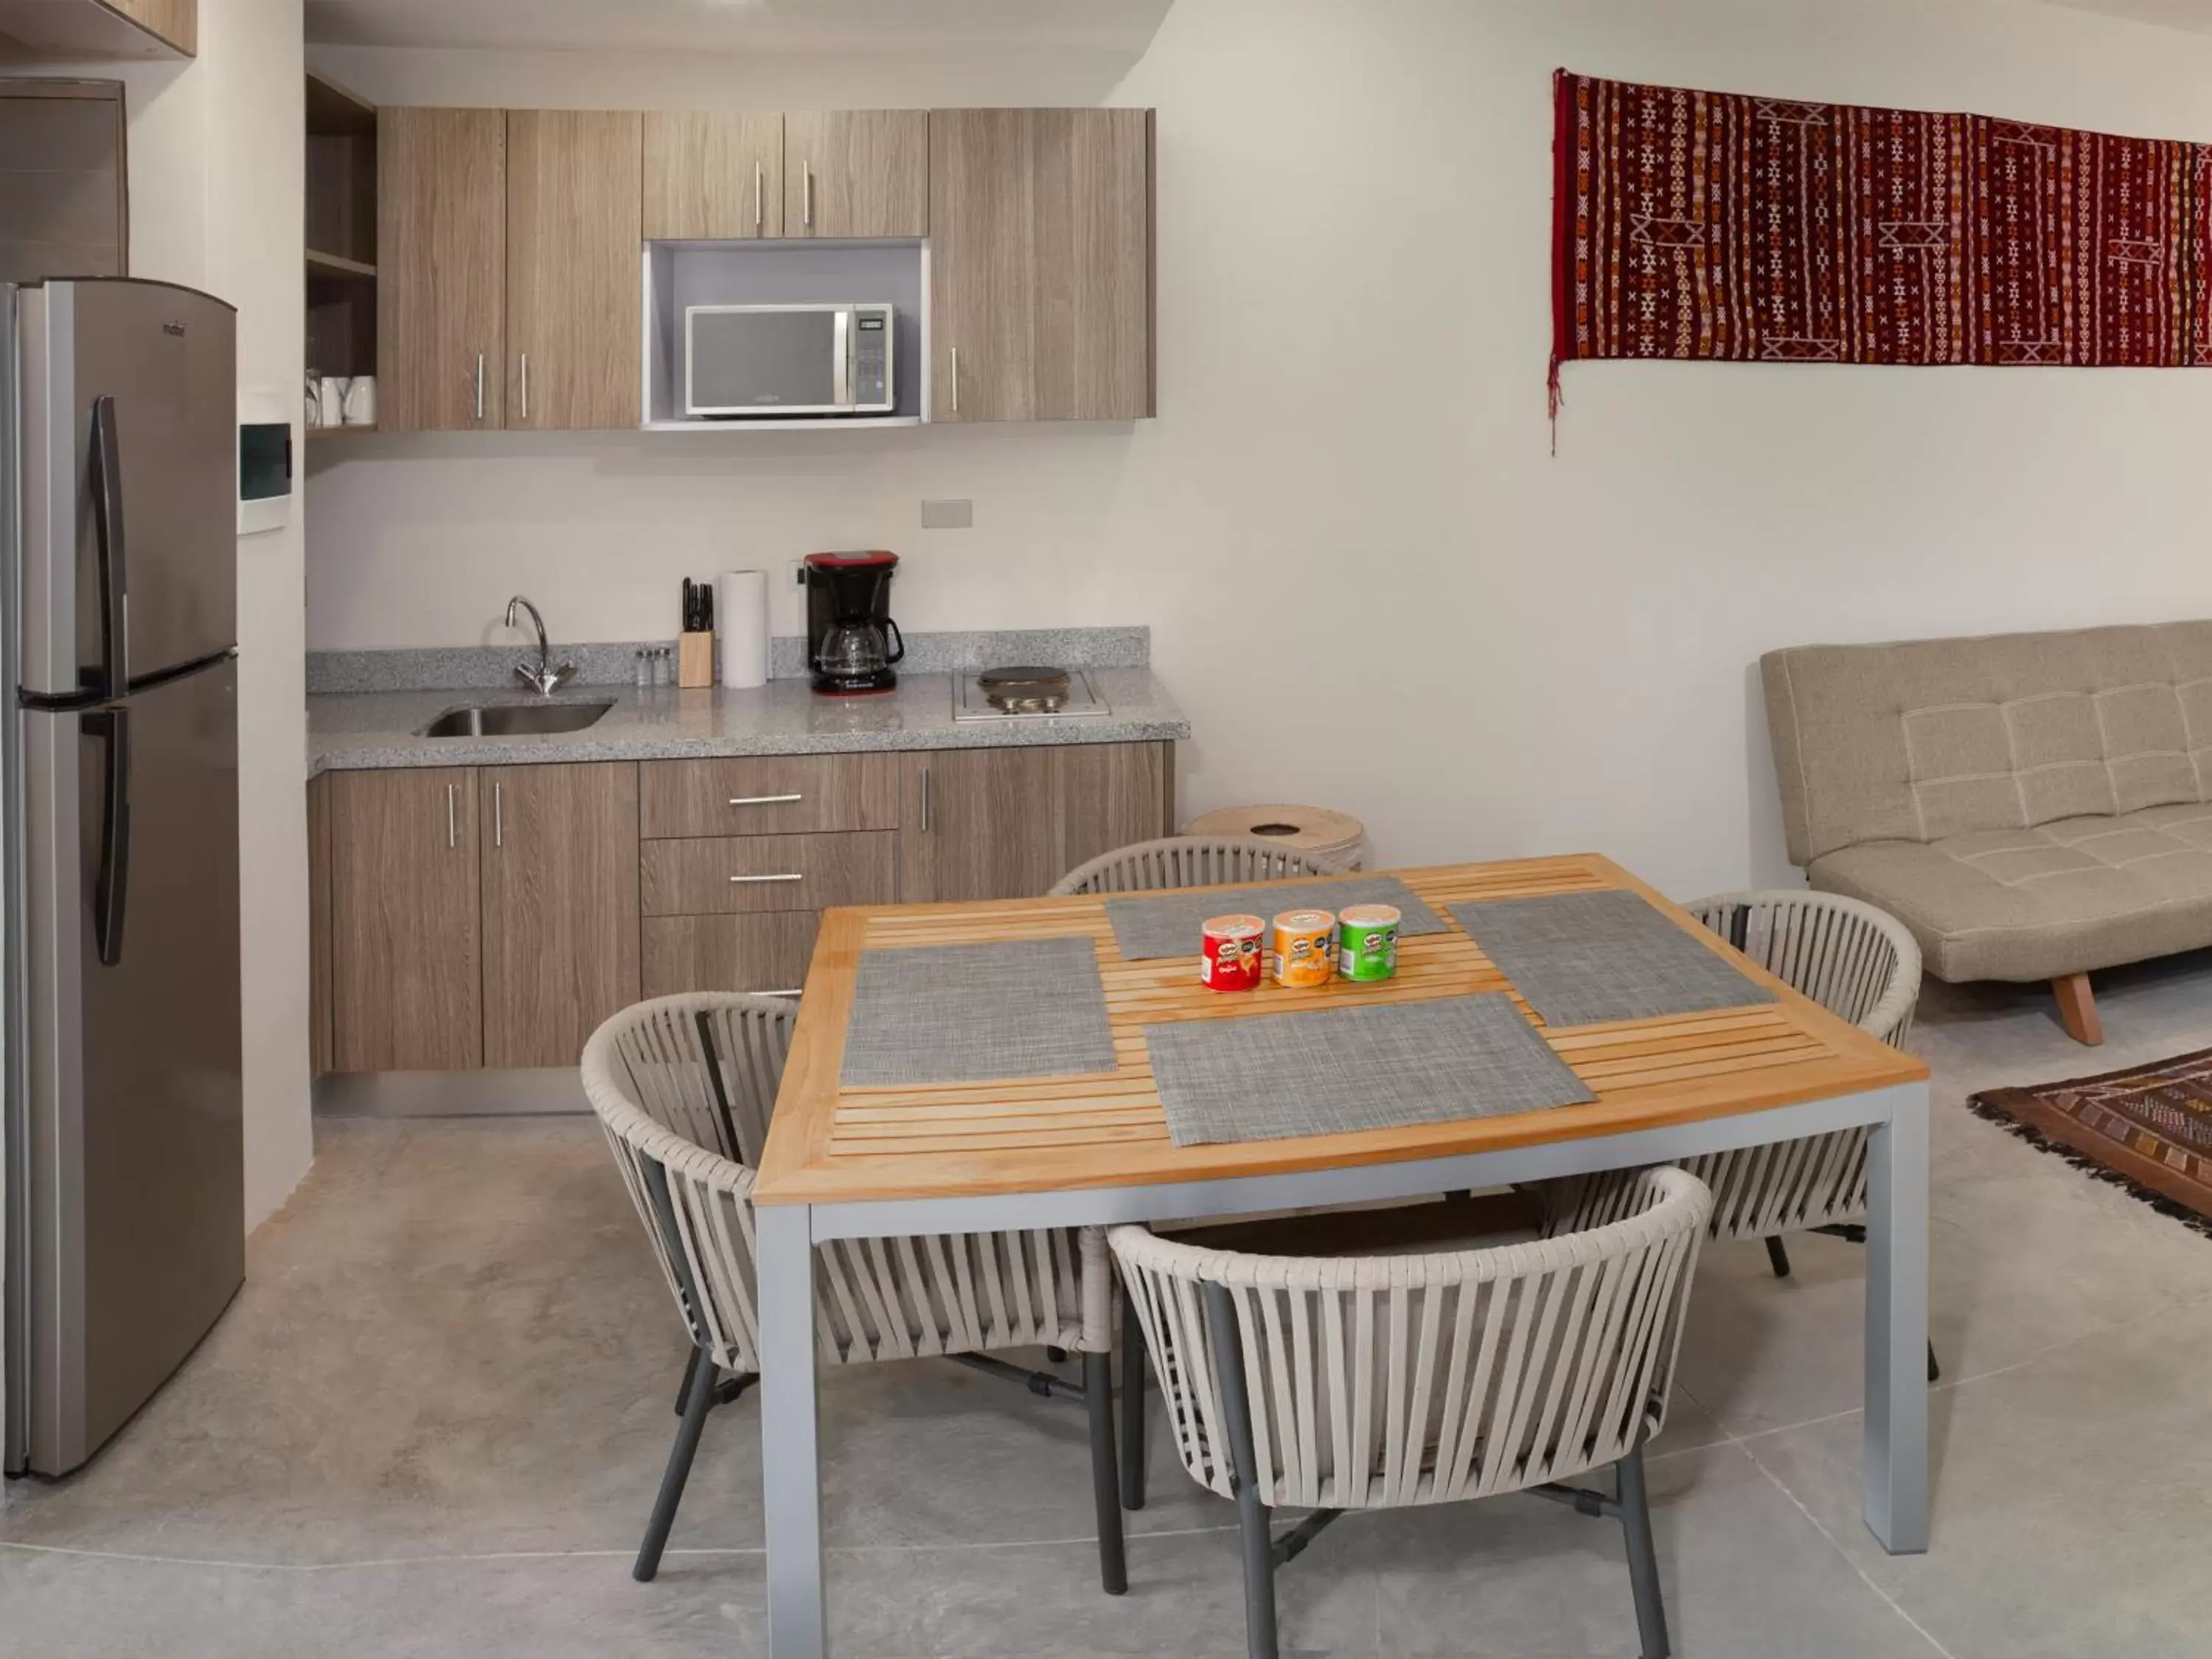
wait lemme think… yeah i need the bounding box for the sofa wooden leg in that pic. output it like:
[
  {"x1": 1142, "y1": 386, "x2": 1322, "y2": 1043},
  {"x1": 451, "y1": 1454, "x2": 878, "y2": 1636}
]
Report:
[{"x1": 2052, "y1": 973, "x2": 2104, "y2": 1046}]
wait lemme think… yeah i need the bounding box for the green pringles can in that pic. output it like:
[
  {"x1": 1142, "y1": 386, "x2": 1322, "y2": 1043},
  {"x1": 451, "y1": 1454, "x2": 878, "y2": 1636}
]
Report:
[{"x1": 1336, "y1": 904, "x2": 1401, "y2": 982}]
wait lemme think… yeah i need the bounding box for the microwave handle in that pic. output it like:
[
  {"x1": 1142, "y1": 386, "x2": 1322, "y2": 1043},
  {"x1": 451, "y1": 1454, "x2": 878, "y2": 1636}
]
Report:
[{"x1": 832, "y1": 309, "x2": 852, "y2": 408}]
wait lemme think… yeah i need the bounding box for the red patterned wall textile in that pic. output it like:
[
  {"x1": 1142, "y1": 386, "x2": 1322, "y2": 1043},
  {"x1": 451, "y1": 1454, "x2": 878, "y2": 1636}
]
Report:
[{"x1": 1552, "y1": 70, "x2": 2212, "y2": 372}]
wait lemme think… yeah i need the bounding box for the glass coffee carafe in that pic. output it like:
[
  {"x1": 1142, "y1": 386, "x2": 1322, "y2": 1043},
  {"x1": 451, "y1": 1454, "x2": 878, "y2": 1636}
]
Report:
[{"x1": 814, "y1": 620, "x2": 891, "y2": 682}]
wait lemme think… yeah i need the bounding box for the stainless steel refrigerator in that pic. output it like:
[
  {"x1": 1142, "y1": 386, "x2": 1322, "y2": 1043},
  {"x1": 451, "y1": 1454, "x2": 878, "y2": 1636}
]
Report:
[{"x1": 2, "y1": 279, "x2": 243, "y2": 1478}]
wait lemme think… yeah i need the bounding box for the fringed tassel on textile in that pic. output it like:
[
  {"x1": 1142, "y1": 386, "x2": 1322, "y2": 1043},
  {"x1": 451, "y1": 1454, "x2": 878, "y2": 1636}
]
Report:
[{"x1": 1966, "y1": 1095, "x2": 2212, "y2": 1241}]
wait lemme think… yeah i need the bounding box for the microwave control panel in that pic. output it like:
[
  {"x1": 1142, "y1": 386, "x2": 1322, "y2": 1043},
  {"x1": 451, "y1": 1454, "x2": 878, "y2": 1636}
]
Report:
[{"x1": 853, "y1": 310, "x2": 891, "y2": 406}]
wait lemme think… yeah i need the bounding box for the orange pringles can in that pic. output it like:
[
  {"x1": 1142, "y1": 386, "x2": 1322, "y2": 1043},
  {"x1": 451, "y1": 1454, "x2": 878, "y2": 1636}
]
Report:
[
  {"x1": 1271, "y1": 908, "x2": 1338, "y2": 988},
  {"x1": 1200, "y1": 914, "x2": 1266, "y2": 991}
]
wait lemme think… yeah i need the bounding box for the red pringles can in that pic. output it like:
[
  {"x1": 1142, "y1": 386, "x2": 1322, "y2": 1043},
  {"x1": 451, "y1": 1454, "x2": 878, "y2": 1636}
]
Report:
[{"x1": 1200, "y1": 914, "x2": 1265, "y2": 991}]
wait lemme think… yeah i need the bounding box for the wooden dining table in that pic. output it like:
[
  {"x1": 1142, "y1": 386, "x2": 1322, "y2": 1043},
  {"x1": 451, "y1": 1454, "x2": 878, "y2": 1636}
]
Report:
[{"x1": 750, "y1": 852, "x2": 1932, "y2": 1658}]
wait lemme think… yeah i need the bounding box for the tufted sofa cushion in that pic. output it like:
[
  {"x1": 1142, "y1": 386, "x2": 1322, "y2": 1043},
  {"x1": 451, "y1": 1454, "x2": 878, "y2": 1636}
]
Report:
[
  {"x1": 1809, "y1": 804, "x2": 2212, "y2": 981},
  {"x1": 1762, "y1": 622, "x2": 2212, "y2": 866},
  {"x1": 1763, "y1": 622, "x2": 2212, "y2": 984}
]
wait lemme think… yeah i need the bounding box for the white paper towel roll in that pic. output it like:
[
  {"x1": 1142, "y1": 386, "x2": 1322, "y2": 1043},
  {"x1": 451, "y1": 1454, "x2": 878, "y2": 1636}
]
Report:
[{"x1": 717, "y1": 570, "x2": 771, "y2": 689}]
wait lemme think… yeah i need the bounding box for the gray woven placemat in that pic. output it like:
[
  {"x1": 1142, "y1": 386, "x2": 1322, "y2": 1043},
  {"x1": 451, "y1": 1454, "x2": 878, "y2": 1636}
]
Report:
[
  {"x1": 1143, "y1": 995, "x2": 1595, "y2": 1147},
  {"x1": 839, "y1": 937, "x2": 1118, "y2": 1086},
  {"x1": 1105, "y1": 876, "x2": 1447, "y2": 961},
  {"x1": 1450, "y1": 889, "x2": 1775, "y2": 1028}
]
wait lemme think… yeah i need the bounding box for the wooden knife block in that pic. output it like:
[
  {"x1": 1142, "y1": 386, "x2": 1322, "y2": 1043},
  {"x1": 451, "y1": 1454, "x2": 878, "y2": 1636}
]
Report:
[{"x1": 677, "y1": 632, "x2": 714, "y2": 689}]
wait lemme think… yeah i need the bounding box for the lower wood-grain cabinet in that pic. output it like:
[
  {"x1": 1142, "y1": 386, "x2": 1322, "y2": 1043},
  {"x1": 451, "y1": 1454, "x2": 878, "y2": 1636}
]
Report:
[
  {"x1": 327, "y1": 766, "x2": 484, "y2": 1072},
  {"x1": 321, "y1": 760, "x2": 639, "y2": 1074},
  {"x1": 312, "y1": 742, "x2": 1175, "y2": 1074},
  {"x1": 900, "y1": 742, "x2": 1172, "y2": 902},
  {"x1": 479, "y1": 762, "x2": 641, "y2": 1068}
]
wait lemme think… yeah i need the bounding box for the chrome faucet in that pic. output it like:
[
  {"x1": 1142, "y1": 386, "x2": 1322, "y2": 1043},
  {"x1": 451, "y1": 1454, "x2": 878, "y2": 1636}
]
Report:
[{"x1": 505, "y1": 595, "x2": 574, "y2": 695}]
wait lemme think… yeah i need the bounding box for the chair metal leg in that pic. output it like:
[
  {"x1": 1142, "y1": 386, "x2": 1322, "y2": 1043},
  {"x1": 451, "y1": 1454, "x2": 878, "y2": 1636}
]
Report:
[
  {"x1": 1764, "y1": 1236, "x2": 1792, "y2": 1279},
  {"x1": 1085, "y1": 1352, "x2": 1128, "y2": 1596},
  {"x1": 1204, "y1": 1282, "x2": 1279, "y2": 1659},
  {"x1": 1120, "y1": 1295, "x2": 1148, "y2": 1511},
  {"x1": 1616, "y1": 1442, "x2": 1669, "y2": 1659},
  {"x1": 636, "y1": 1342, "x2": 718, "y2": 1582},
  {"x1": 672, "y1": 1344, "x2": 706, "y2": 1416}
]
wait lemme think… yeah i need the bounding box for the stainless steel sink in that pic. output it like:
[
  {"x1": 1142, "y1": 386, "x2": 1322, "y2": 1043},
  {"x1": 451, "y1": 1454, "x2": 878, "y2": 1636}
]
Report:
[{"x1": 420, "y1": 700, "x2": 615, "y2": 738}]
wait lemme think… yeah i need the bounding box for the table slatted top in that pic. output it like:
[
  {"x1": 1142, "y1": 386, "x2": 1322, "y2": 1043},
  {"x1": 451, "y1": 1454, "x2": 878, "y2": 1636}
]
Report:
[{"x1": 753, "y1": 854, "x2": 1927, "y2": 1205}]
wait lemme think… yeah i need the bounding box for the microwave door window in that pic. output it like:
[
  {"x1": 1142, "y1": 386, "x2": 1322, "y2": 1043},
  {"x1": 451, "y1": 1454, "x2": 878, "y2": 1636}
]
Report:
[{"x1": 695, "y1": 312, "x2": 838, "y2": 413}]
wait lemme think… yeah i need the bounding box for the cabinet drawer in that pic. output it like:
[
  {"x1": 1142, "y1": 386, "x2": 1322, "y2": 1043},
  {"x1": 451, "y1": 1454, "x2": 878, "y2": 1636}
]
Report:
[
  {"x1": 641, "y1": 830, "x2": 899, "y2": 916},
  {"x1": 643, "y1": 914, "x2": 819, "y2": 998},
  {"x1": 640, "y1": 753, "x2": 901, "y2": 838}
]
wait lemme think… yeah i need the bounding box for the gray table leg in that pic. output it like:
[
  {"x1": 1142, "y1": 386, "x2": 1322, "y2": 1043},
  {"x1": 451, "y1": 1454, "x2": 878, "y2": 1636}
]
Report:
[
  {"x1": 1863, "y1": 1082, "x2": 1930, "y2": 1554},
  {"x1": 759, "y1": 1203, "x2": 827, "y2": 1657}
]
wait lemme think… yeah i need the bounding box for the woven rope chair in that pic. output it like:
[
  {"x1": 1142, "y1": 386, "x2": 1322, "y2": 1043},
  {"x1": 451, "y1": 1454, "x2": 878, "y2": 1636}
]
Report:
[
  {"x1": 582, "y1": 993, "x2": 1125, "y2": 1589},
  {"x1": 1112, "y1": 1167, "x2": 1711, "y2": 1659},
  {"x1": 1048, "y1": 835, "x2": 1345, "y2": 897},
  {"x1": 1644, "y1": 890, "x2": 1935, "y2": 1381},
  {"x1": 1049, "y1": 834, "x2": 1359, "y2": 1512}
]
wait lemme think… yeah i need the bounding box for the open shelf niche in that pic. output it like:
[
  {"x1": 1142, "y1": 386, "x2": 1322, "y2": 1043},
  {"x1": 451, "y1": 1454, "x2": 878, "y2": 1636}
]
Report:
[
  {"x1": 305, "y1": 69, "x2": 377, "y2": 424},
  {"x1": 639, "y1": 237, "x2": 928, "y2": 432}
]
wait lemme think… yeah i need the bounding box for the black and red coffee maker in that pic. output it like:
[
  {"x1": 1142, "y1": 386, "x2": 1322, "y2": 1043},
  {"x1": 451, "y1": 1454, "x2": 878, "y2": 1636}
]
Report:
[{"x1": 804, "y1": 551, "x2": 905, "y2": 694}]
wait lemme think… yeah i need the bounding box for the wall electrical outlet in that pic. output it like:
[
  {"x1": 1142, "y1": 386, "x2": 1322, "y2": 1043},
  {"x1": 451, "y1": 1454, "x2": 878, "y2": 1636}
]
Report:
[{"x1": 920, "y1": 498, "x2": 974, "y2": 529}]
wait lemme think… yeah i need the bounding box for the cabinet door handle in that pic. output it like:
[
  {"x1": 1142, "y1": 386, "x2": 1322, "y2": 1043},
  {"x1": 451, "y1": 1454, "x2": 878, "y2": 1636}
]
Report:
[
  {"x1": 949, "y1": 347, "x2": 959, "y2": 415},
  {"x1": 729, "y1": 872, "x2": 804, "y2": 884},
  {"x1": 754, "y1": 161, "x2": 763, "y2": 232},
  {"x1": 728, "y1": 793, "x2": 803, "y2": 807},
  {"x1": 519, "y1": 353, "x2": 529, "y2": 422},
  {"x1": 446, "y1": 782, "x2": 456, "y2": 849},
  {"x1": 920, "y1": 765, "x2": 931, "y2": 832},
  {"x1": 474, "y1": 352, "x2": 485, "y2": 423},
  {"x1": 802, "y1": 164, "x2": 813, "y2": 228},
  {"x1": 493, "y1": 781, "x2": 504, "y2": 848}
]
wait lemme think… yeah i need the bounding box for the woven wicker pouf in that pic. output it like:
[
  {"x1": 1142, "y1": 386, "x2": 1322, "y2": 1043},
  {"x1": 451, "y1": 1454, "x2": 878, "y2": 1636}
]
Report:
[{"x1": 1180, "y1": 804, "x2": 1366, "y2": 871}]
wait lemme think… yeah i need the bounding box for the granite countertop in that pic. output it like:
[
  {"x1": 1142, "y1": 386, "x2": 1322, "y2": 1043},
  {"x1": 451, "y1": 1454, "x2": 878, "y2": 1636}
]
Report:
[{"x1": 306, "y1": 668, "x2": 1189, "y2": 775}]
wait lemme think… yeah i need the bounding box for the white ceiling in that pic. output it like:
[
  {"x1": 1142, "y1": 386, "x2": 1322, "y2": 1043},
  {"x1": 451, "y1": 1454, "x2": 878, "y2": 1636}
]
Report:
[
  {"x1": 303, "y1": 0, "x2": 1176, "y2": 54},
  {"x1": 2037, "y1": 0, "x2": 2212, "y2": 32}
]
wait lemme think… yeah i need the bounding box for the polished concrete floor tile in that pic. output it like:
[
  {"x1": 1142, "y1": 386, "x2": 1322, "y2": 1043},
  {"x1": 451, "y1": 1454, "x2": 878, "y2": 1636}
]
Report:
[
  {"x1": 7, "y1": 950, "x2": 2212, "y2": 1655},
  {"x1": 1742, "y1": 1295, "x2": 2212, "y2": 1659},
  {"x1": 1320, "y1": 1444, "x2": 1933, "y2": 1658}
]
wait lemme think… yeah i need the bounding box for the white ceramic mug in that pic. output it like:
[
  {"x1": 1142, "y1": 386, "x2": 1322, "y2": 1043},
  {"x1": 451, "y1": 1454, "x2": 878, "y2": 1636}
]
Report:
[
  {"x1": 343, "y1": 375, "x2": 377, "y2": 426},
  {"x1": 317, "y1": 376, "x2": 350, "y2": 429},
  {"x1": 305, "y1": 373, "x2": 324, "y2": 428}
]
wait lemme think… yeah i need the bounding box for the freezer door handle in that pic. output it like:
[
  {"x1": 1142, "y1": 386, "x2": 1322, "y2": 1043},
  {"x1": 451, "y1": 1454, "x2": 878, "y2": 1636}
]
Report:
[
  {"x1": 89, "y1": 706, "x2": 131, "y2": 966},
  {"x1": 89, "y1": 395, "x2": 130, "y2": 700}
]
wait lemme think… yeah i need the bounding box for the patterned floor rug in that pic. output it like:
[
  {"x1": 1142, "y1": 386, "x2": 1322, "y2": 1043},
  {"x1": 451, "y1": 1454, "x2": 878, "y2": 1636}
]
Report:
[{"x1": 1971, "y1": 1049, "x2": 2212, "y2": 1235}]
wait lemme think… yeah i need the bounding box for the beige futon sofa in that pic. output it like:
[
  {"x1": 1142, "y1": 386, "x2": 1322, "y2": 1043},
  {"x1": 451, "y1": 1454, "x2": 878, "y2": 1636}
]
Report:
[{"x1": 1763, "y1": 621, "x2": 2212, "y2": 1045}]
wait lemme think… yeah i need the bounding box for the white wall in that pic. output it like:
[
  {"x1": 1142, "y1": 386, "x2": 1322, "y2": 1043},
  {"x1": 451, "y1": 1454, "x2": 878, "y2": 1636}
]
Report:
[
  {"x1": 305, "y1": 0, "x2": 2212, "y2": 897},
  {"x1": 53, "y1": 0, "x2": 313, "y2": 1231}
]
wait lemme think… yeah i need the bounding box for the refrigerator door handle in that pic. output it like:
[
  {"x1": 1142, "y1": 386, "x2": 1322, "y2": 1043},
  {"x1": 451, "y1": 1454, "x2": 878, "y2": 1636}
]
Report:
[
  {"x1": 89, "y1": 394, "x2": 129, "y2": 700},
  {"x1": 89, "y1": 706, "x2": 131, "y2": 967}
]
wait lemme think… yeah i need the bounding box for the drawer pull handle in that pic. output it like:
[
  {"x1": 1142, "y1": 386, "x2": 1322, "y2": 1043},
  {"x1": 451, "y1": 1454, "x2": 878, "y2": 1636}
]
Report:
[
  {"x1": 730, "y1": 872, "x2": 804, "y2": 884},
  {"x1": 728, "y1": 793, "x2": 804, "y2": 807}
]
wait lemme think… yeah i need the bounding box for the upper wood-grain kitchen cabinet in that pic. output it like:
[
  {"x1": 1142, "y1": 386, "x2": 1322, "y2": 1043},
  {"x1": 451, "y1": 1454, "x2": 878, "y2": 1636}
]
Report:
[
  {"x1": 901, "y1": 742, "x2": 1173, "y2": 903},
  {"x1": 378, "y1": 107, "x2": 506, "y2": 432},
  {"x1": 783, "y1": 111, "x2": 928, "y2": 239},
  {"x1": 0, "y1": 0, "x2": 192, "y2": 58},
  {"x1": 479, "y1": 762, "x2": 641, "y2": 1069},
  {"x1": 643, "y1": 111, "x2": 784, "y2": 240},
  {"x1": 930, "y1": 108, "x2": 1154, "y2": 422},
  {"x1": 507, "y1": 110, "x2": 643, "y2": 431},
  {"x1": 327, "y1": 768, "x2": 482, "y2": 1072},
  {"x1": 0, "y1": 79, "x2": 128, "y2": 285}
]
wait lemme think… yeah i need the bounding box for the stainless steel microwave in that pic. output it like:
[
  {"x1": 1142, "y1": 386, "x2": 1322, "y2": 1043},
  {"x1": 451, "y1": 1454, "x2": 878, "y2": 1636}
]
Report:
[{"x1": 684, "y1": 302, "x2": 896, "y2": 417}]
